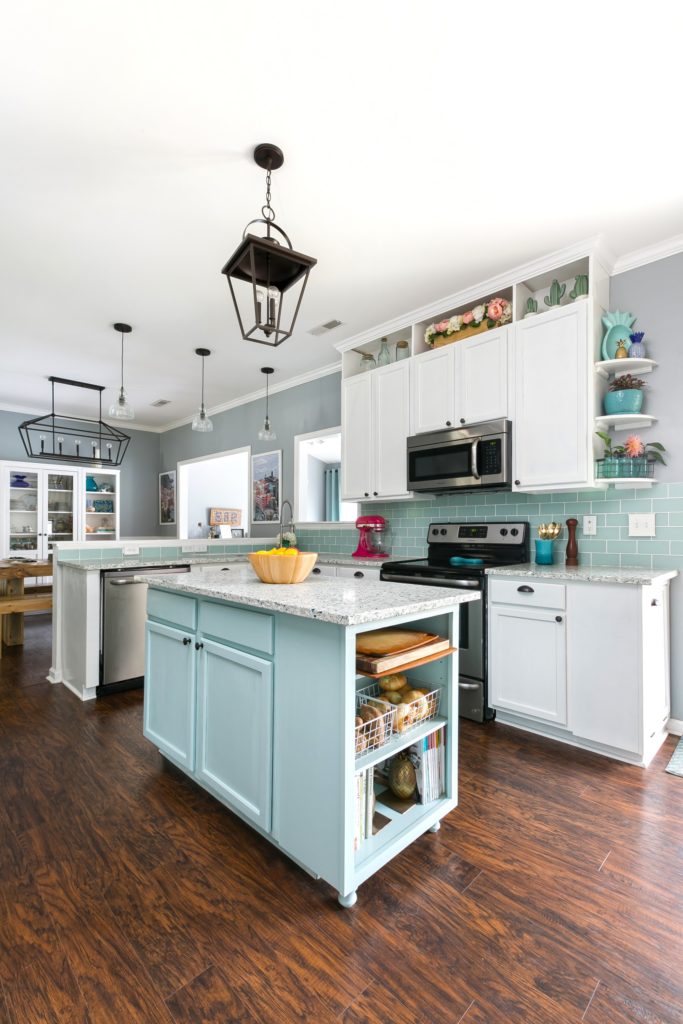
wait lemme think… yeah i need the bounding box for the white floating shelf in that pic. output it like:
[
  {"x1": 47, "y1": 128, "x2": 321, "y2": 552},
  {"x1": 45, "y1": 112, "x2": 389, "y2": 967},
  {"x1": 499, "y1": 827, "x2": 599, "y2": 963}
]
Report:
[
  {"x1": 595, "y1": 414, "x2": 657, "y2": 432},
  {"x1": 595, "y1": 358, "x2": 657, "y2": 379},
  {"x1": 609, "y1": 479, "x2": 657, "y2": 489}
]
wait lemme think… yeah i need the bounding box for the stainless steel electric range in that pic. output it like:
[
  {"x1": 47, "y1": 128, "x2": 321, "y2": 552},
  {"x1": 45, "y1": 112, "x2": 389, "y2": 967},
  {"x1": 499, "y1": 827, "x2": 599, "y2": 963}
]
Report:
[{"x1": 380, "y1": 521, "x2": 530, "y2": 722}]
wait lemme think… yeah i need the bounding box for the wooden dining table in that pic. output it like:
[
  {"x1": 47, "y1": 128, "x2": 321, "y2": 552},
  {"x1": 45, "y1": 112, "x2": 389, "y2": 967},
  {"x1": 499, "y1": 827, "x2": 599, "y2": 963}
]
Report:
[{"x1": 0, "y1": 559, "x2": 53, "y2": 651}]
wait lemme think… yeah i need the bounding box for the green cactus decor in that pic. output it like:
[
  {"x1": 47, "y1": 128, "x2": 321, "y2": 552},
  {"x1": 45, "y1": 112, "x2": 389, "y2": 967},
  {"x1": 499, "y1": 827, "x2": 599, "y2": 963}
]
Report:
[
  {"x1": 569, "y1": 274, "x2": 589, "y2": 300},
  {"x1": 544, "y1": 279, "x2": 566, "y2": 307},
  {"x1": 525, "y1": 297, "x2": 538, "y2": 315}
]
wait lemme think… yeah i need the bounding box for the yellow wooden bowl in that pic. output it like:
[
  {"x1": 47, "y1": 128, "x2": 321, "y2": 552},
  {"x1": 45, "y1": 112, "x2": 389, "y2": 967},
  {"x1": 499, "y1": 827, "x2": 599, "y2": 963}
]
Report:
[{"x1": 248, "y1": 551, "x2": 318, "y2": 584}]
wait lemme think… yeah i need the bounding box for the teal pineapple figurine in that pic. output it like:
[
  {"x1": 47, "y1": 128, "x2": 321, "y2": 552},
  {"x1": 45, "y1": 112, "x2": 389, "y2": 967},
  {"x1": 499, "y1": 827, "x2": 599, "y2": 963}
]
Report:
[
  {"x1": 525, "y1": 297, "x2": 538, "y2": 317},
  {"x1": 544, "y1": 279, "x2": 566, "y2": 307},
  {"x1": 569, "y1": 274, "x2": 589, "y2": 301}
]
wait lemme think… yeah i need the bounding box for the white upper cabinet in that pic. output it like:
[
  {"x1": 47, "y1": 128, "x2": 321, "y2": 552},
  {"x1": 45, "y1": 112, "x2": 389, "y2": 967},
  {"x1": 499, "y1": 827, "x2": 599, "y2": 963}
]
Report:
[
  {"x1": 341, "y1": 374, "x2": 373, "y2": 500},
  {"x1": 412, "y1": 328, "x2": 509, "y2": 436},
  {"x1": 372, "y1": 361, "x2": 411, "y2": 498},
  {"x1": 411, "y1": 346, "x2": 457, "y2": 434},
  {"x1": 459, "y1": 327, "x2": 509, "y2": 425},
  {"x1": 512, "y1": 303, "x2": 590, "y2": 491},
  {"x1": 342, "y1": 362, "x2": 411, "y2": 501}
]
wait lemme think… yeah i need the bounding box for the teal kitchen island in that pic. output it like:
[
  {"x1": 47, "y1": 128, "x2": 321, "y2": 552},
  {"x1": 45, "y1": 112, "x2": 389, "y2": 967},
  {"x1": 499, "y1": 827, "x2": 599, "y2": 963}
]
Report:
[{"x1": 138, "y1": 568, "x2": 479, "y2": 907}]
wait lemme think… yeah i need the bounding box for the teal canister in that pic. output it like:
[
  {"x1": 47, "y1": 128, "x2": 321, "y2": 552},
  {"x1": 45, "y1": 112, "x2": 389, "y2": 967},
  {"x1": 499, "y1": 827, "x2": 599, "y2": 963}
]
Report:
[{"x1": 534, "y1": 539, "x2": 554, "y2": 565}]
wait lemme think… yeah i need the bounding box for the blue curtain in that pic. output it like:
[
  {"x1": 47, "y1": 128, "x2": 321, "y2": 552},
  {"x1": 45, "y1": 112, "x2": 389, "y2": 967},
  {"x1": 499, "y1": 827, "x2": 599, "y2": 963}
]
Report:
[{"x1": 324, "y1": 466, "x2": 341, "y2": 522}]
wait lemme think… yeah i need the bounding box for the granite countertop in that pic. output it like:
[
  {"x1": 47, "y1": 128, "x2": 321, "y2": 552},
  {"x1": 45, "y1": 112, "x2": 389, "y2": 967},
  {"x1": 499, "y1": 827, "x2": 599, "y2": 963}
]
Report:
[
  {"x1": 486, "y1": 563, "x2": 678, "y2": 585},
  {"x1": 135, "y1": 572, "x2": 480, "y2": 626},
  {"x1": 60, "y1": 553, "x2": 389, "y2": 573}
]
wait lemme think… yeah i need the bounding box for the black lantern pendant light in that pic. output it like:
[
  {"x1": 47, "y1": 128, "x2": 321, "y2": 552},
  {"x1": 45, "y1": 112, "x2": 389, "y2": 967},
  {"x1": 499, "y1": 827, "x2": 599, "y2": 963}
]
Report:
[
  {"x1": 109, "y1": 322, "x2": 134, "y2": 420},
  {"x1": 191, "y1": 348, "x2": 213, "y2": 432},
  {"x1": 221, "y1": 143, "x2": 317, "y2": 347},
  {"x1": 257, "y1": 367, "x2": 276, "y2": 441}
]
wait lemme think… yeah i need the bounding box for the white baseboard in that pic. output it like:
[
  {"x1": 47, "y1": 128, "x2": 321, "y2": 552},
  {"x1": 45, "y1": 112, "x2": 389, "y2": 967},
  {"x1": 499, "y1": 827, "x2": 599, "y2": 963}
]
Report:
[{"x1": 667, "y1": 717, "x2": 683, "y2": 736}]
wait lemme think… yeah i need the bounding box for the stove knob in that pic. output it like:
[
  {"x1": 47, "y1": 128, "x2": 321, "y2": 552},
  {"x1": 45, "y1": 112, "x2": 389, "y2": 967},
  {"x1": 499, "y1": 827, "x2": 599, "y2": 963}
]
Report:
[
  {"x1": 440, "y1": 528, "x2": 447, "y2": 536},
  {"x1": 431, "y1": 528, "x2": 439, "y2": 536},
  {"x1": 500, "y1": 528, "x2": 508, "y2": 536},
  {"x1": 510, "y1": 528, "x2": 519, "y2": 536}
]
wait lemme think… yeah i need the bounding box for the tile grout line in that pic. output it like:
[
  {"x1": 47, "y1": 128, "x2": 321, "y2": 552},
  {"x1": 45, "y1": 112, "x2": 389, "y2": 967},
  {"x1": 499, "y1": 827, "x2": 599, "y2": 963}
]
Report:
[
  {"x1": 456, "y1": 998, "x2": 476, "y2": 1023},
  {"x1": 597, "y1": 850, "x2": 611, "y2": 872},
  {"x1": 581, "y1": 980, "x2": 601, "y2": 1020}
]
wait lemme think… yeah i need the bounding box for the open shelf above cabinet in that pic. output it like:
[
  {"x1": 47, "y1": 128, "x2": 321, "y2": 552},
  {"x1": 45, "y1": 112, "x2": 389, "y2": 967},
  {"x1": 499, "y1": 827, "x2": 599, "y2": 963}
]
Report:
[
  {"x1": 595, "y1": 414, "x2": 657, "y2": 432},
  {"x1": 595, "y1": 358, "x2": 657, "y2": 379}
]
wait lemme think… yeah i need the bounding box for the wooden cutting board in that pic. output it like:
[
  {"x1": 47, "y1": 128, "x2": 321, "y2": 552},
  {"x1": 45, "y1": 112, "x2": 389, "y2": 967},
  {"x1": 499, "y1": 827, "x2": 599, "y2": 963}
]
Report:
[{"x1": 355, "y1": 628, "x2": 438, "y2": 657}]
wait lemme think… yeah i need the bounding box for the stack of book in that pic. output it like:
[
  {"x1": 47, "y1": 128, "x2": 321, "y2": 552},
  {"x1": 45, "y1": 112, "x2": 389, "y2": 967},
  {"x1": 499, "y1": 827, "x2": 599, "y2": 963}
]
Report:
[
  {"x1": 356, "y1": 628, "x2": 451, "y2": 676},
  {"x1": 411, "y1": 727, "x2": 446, "y2": 804},
  {"x1": 354, "y1": 767, "x2": 374, "y2": 850}
]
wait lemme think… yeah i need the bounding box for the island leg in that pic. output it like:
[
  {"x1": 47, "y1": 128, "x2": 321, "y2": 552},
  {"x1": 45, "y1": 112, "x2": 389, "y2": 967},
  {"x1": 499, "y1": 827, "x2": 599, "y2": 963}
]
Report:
[
  {"x1": 338, "y1": 890, "x2": 357, "y2": 909},
  {"x1": 429, "y1": 821, "x2": 441, "y2": 833}
]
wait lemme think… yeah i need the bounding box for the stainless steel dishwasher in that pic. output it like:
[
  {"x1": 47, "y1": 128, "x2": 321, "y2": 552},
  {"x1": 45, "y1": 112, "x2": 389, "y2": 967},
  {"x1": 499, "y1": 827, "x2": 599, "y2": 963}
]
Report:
[{"x1": 99, "y1": 565, "x2": 191, "y2": 695}]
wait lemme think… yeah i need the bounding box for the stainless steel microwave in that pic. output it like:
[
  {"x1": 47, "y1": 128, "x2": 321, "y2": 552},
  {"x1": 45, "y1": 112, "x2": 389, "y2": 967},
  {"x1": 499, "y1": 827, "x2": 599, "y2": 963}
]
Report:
[{"x1": 407, "y1": 419, "x2": 512, "y2": 493}]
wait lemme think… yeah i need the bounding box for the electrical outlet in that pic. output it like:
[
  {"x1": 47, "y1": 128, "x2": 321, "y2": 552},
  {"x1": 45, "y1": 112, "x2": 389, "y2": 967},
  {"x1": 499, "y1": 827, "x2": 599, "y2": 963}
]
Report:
[
  {"x1": 582, "y1": 516, "x2": 597, "y2": 537},
  {"x1": 629, "y1": 513, "x2": 656, "y2": 537},
  {"x1": 122, "y1": 544, "x2": 140, "y2": 556},
  {"x1": 182, "y1": 543, "x2": 207, "y2": 553}
]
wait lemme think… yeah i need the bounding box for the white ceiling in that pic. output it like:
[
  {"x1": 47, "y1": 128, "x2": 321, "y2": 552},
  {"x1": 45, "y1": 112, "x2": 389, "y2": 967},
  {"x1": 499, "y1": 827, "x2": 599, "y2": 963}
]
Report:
[{"x1": 2, "y1": 2, "x2": 682, "y2": 428}]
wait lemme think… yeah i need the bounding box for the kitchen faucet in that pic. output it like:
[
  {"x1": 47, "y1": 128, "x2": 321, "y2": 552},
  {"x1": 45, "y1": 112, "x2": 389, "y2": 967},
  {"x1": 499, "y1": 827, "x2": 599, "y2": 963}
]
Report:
[{"x1": 279, "y1": 500, "x2": 296, "y2": 546}]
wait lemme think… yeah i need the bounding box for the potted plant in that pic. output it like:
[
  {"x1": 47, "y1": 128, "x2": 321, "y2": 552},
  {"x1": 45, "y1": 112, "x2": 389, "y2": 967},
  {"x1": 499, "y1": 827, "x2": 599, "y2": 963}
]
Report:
[
  {"x1": 603, "y1": 374, "x2": 645, "y2": 416},
  {"x1": 596, "y1": 432, "x2": 666, "y2": 479}
]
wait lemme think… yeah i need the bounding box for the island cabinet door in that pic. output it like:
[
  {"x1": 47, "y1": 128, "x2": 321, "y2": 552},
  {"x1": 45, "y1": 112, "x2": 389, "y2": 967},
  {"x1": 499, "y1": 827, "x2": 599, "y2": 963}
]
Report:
[
  {"x1": 144, "y1": 620, "x2": 197, "y2": 770},
  {"x1": 195, "y1": 638, "x2": 273, "y2": 833}
]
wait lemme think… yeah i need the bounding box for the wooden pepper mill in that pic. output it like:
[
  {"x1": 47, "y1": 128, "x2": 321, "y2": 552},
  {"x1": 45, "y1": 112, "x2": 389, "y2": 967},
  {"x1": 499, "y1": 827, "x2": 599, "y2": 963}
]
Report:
[{"x1": 565, "y1": 517, "x2": 579, "y2": 566}]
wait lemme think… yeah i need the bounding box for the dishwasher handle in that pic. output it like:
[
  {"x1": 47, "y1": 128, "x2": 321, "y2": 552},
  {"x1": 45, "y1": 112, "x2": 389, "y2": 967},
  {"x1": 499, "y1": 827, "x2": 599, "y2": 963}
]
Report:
[{"x1": 108, "y1": 578, "x2": 147, "y2": 586}]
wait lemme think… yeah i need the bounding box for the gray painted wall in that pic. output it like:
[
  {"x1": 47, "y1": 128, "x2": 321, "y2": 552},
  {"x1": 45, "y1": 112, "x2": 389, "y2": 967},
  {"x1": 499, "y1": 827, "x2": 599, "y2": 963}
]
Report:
[
  {"x1": 158, "y1": 372, "x2": 342, "y2": 537},
  {"x1": 185, "y1": 451, "x2": 249, "y2": 538},
  {"x1": 0, "y1": 409, "x2": 160, "y2": 538},
  {"x1": 610, "y1": 253, "x2": 682, "y2": 480}
]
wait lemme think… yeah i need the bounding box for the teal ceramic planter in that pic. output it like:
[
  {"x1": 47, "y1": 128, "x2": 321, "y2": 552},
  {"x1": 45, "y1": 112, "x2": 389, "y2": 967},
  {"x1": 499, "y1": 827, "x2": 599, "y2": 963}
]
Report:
[{"x1": 603, "y1": 389, "x2": 643, "y2": 415}]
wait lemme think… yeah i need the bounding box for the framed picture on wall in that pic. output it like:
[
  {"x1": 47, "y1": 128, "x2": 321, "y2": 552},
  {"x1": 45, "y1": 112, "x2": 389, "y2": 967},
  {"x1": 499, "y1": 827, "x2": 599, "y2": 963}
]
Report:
[
  {"x1": 159, "y1": 471, "x2": 176, "y2": 525},
  {"x1": 251, "y1": 450, "x2": 281, "y2": 524}
]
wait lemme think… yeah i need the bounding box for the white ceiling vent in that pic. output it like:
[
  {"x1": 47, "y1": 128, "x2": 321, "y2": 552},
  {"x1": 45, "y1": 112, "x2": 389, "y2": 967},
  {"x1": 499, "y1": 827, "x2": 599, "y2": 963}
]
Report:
[
  {"x1": 150, "y1": 399, "x2": 171, "y2": 407},
  {"x1": 308, "y1": 319, "x2": 343, "y2": 336}
]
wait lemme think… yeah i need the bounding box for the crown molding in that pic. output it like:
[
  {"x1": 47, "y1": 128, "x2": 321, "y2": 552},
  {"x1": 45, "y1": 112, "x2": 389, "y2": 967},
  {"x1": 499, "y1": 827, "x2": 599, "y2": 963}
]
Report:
[
  {"x1": 159, "y1": 360, "x2": 342, "y2": 433},
  {"x1": 612, "y1": 233, "x2": 683, "y2": 276}
]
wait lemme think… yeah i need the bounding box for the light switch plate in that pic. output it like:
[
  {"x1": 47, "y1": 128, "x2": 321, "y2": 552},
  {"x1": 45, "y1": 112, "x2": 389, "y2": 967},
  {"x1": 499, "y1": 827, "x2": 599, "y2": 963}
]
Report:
[
  {"x1": 123, "y1": 544, "x2": 140, "y2": 555},
  {"x1": 182, "y1": 543, "x2": 207, "y2": 552},
  {"x1": 582, "y1": 516, "x2": 597, "y2": 536},
  {"x1": 628, "y1": 513, "x2": 656, "y2": 537}
]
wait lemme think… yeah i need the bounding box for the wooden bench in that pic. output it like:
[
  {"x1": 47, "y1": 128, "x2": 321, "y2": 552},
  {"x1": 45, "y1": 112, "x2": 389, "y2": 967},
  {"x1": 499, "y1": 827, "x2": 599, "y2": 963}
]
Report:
[{"x1": 0, "y1": 592, "x2": 52, "y2": 657}]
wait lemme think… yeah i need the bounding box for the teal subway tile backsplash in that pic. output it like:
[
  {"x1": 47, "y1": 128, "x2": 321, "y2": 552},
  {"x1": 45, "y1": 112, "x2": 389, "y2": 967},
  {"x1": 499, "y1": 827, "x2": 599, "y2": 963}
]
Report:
[{"x1": 293, "y1": 482, "x2": 683, "y2": 578}]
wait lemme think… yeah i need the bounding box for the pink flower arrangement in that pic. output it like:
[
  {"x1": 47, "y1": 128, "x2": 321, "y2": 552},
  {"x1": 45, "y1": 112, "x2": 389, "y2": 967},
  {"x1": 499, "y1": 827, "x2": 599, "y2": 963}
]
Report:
[
  {"x1": 487, "y1": 297, "x2": 512, "y2": 324},
  {"x1": 462, "y1": 310, "x2": 474, "y2": 325},
  {"x1": 424, "y1": 295, "x2": 512, "y2": 346},
  {"x1": 624, "y1": 435, "x2": 645, "y2": 458}
]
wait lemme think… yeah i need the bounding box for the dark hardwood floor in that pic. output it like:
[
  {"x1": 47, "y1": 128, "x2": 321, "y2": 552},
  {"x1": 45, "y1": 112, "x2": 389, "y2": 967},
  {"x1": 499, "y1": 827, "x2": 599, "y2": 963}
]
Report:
[{"x1": 1, "y1": 616, "x2": 682, "y2": 1022}]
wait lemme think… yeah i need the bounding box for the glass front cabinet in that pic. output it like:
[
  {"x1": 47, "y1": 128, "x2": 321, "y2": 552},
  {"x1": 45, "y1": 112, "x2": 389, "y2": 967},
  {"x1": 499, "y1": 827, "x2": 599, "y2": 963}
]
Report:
[{"x1": 0, "y1": 461, "x2": 120, "y2": 558}]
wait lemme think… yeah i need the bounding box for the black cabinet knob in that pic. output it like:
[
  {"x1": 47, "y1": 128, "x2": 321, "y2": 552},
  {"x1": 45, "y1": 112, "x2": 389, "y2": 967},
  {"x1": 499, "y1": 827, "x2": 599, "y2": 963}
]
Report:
[
  {"x1": 364, "y1": 492, "x2": 369, "y2": 497},
  {"x1": 182, "y1": 637, "x2": 191, "y2": 646},
  {"x1": 354, "y1": 571, "x2": 364, "y2": 578},
  {"x1": 446, "y1": 420, "x2": 452, "y2": 426},
  {"x1": 460, "y1": 418, "x2": 465, "y2": 424},
  {"x1": 651, "y1": 599, "x2": 659, "y2": 606},
  {"x1": 373, "y1": 491, "x2": 378, "y2": 497},
  {"x1": 312, "y1": 567, "x2": 321, "y2": 574},
  {"x1": 195, "y1": 641, "x2": 204, "y2": 651},
  {"x1": 555, "y1": 616, "x2": 563, "y2": 623},
  {"x1": 514, "y1": 480, "x2": 521, "y2": 486}
]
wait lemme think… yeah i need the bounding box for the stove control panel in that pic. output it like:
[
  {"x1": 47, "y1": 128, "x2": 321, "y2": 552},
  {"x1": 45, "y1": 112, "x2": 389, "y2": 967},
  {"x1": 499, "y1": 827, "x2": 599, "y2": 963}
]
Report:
[{"x1": 428, "y1": 522, "x2": 528, "y2": 545}]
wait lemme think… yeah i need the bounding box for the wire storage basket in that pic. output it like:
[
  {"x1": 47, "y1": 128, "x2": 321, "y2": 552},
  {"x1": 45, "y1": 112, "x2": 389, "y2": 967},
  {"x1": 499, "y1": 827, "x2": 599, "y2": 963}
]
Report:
[
  {"x1": 354, "y1": 694, "x2": 393, "y2": 758},
  {"x1": 357, "y1": 680, "x2": 441, "y2": 735}
]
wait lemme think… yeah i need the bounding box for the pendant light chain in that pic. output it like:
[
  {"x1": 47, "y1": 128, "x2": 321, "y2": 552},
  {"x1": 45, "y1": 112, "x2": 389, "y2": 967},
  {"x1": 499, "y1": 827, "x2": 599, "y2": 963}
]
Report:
[
  {"x1": 120, "y1": 329, "x2": 125, "y2": 392},
  {"x1": 201, "y1": 352, "x2": 206, "y2": 408}
]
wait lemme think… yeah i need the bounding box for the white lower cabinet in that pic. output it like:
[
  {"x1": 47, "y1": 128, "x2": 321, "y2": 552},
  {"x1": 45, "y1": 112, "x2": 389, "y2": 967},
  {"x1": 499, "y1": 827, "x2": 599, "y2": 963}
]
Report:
[
  {"x1": 488, "y1": 576, "x2": 673, "y2": 765},
  {"x1": 489, "y1": 604, "x2": 566, "y2": 725},
  {"x1": 311, "y1": 563, "x2": 381, "y2": 581}
]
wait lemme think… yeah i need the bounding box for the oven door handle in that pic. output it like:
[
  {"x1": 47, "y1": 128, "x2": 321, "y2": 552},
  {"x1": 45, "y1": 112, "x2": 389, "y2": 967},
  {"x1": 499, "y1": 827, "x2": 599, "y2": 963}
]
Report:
[
  {"x1": 381, "y1": 573, "x2": 481, "y2": 590},
  {"x1": 458, "y1": 681, "x2": 480, "y2": 690},
  {"x1": 470, "y1": 438, "x2": 480, "y2": 480}
]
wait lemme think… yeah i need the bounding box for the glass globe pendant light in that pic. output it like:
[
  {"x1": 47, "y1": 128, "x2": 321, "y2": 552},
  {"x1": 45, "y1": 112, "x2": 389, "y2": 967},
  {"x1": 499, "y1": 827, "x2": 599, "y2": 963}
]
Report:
[
  {"x1": 191, "y1": 348, "x2": 214, "y2": 432},
  {"x1": 257, "y1": 367, "x2": 276, "y2": 441},
  {"x1": 109, "y1": 323, "x2": 135, "y2": 420}
]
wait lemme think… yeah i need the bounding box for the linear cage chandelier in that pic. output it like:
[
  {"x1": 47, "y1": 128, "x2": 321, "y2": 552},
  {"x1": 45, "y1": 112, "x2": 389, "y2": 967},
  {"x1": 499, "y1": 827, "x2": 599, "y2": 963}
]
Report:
[{"x1": 18, "y1": 376, "x2": 131, "y2": 466}]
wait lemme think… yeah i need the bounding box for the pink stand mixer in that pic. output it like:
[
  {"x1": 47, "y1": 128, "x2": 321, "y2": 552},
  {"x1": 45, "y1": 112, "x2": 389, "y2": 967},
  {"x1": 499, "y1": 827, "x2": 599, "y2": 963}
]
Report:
[{"x1": 352, "y1": 514, "x2": 388, "y2": 559}]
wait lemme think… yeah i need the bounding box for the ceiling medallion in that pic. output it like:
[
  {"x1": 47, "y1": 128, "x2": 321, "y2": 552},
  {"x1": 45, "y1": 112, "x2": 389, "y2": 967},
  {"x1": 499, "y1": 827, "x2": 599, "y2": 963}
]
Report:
[{"x1": 221, "y1": 143, "x2": 317, "y2": 347}]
